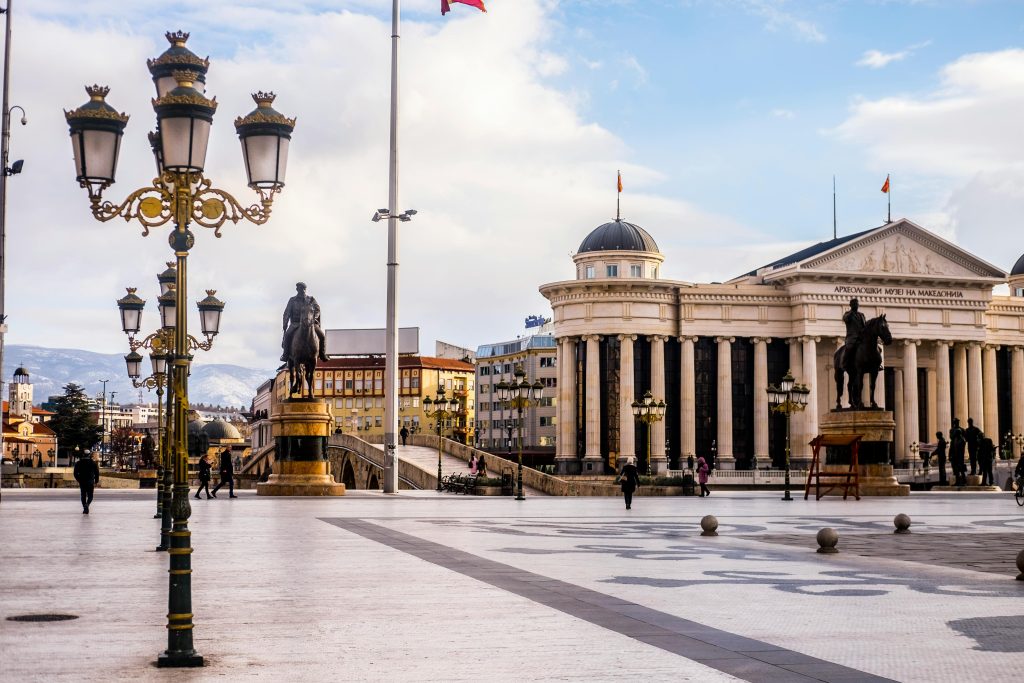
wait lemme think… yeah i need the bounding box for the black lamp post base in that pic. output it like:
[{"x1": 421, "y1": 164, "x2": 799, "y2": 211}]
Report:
[
  {"x1": 515, "y1": 494, "x2": 525, "y2": 501},
  {"x1": 154, "y1": 545, "x2": 168, "y2": 552},
  {"x1": 781, "y1": 494, "x2": 794, "y2": 501},
  {"x1": 153, "y1": 513, "x2": 162, "y2": 519},
  {"x1": 157, "y1": 651, "x2": 204, "y2": 668}
]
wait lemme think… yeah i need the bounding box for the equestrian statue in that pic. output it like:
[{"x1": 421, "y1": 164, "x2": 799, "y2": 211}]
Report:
[
  {"x1": 281, "y1": 282, "x2": 329, "y2": 398},
  {"x1": 833, "y1": 297, "x2": 893, "y2": 410}
]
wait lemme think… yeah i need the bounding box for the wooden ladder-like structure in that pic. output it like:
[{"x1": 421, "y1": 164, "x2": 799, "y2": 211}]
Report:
[{"x1": 805, "y1": 434, "x2": 862, "y2": 501}]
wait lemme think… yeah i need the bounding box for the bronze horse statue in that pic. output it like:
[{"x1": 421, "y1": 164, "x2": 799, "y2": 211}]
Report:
[
  {"x1": 287, "y1": 302, "x2": 319, "y2": 398},
  {"x1": 833, "y1": 314, "x2": 893, "y2": 409}
]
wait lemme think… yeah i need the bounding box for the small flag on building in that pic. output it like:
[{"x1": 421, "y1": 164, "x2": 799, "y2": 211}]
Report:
[
  {"x1": 442, "y1": 0, "x2": 486, "y2": 15},
  {"x1": 618, "y1": 171, "x2": 623, "y2": 193},
  {"x1": 881, "y1": 175, "x2": 890, "y2": 193}
]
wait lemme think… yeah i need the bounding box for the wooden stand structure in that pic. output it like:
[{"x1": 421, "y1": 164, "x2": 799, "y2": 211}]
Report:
[{"x1": 805, "y1": 434, "x2": 862, "y2": 500}]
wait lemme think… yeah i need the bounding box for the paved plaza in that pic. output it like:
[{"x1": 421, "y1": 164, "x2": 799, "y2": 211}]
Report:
[{"x1": 1, "y1": 488, "x2": 1023, "y2": 682}]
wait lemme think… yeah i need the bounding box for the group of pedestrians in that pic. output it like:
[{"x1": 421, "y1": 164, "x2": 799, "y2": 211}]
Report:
[
  {"x1": 942, "y1": 417, "x2": 997, "y2": 487},
  {"x1": 618, "y1": 453, "x2": 712, "y2": 510},
  {"x1": 195, "y1": 448, "x2": 237, "y2": 499}
]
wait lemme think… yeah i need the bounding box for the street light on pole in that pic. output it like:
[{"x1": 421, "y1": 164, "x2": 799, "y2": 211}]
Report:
[
  {"x1": 423, "y1": 388, "x2": 457, "y2": 492},
  {"x1": 66, "y1": 30, "x2": 291, "y2": 668},
  {"x1": 495, "y1": 365, "x2": 544, "y2": 501},
  {"x1": 766, "y1": 369, "x2": 810, "y2": 502},
  {"x1": 631, "y1": 390, "x2": 667, "y2": 477}
]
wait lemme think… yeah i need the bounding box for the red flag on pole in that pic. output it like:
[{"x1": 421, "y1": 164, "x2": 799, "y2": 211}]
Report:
[
  {"x1": 880, "y1": 175, "x2": 890, "y2": 193},
  {"x1": 617, "y1": 171, "x2": 623, "y2": 193},
  {"x1": 442, "y1": 0, "x2": 486, "y2": 15}
]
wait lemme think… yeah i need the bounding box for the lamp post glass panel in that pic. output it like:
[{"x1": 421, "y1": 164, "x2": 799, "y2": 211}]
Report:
[
  {"x1": 67, "y1": 30, "x2": 294, "y2": 668},
  {"x1": 631, "y1": 390, "x2": 667, "y2": 476},
  {"x1": 496, "y1": 366, "x2": 543, "y2": 501},
  {"x1": 766, "y1": 370, "x2": 810, "y2": 501},
  {"x1": 424, "y1": 390, "x2": 458, "y2": 492}
]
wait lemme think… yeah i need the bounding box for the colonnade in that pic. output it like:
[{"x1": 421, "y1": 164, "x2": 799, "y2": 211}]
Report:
[{"x1": 554, "y1": 335, "x2": 1023, "y2": 474}]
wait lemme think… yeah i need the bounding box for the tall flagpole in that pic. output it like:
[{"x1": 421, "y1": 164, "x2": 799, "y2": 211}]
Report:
[
  {"x1": 887, "y1": 174, "x2": 891, "y2": 224},
  {"x1": 616, "y1": 170, "x2": 621, "y2": 220},
  {"x1": 383, "y1": 0, "x2": 401, "y2": 493},
  {"x1": 832, "y1": 175, "x2": 836, "y2": 239},
  {"x1": 0, "y1": 1, "x2": 14, "y2": 501}
]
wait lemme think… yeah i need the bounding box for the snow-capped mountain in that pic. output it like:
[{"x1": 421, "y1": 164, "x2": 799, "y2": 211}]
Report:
[{"x1": 4, "y1": 345, "x2": 270, "y2": 409}]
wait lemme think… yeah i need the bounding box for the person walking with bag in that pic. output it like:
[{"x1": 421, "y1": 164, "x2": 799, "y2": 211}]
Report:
[
  {"x1": 195, "y1": 454, "x2": 213, "y2": 499},
  {"x1": 697, "y1": 455, "x2": 711, "y2": 497},
  {"x1": 619, "y1": 457, "x2": 640, "y2": 510},
  {"x1": 73, "y1": 450, "x2": 100, "y2": 514},
  {"x1": 211, "y1": 448, "x2": 237, "y2": 498},
  {"x1": 934, "y1": 432, "x2": 948, "y2": 486}
]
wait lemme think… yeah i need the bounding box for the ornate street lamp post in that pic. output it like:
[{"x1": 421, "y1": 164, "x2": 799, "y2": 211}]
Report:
[
  {"x1": 66, "y1": 30, "x2": 292, "y2": 668},
  {"x1": 495, "y1": 365, "x2": 544, "y2": 501},
  {"x1": 766, "y1": 370, "x2": 810, "y2": 502},
  {"x1": 631, "y1": 390, "x2": 667, "y2": 477},
  {"x1": 423, "y1": 388, "x2": 457, "y2": 492}
]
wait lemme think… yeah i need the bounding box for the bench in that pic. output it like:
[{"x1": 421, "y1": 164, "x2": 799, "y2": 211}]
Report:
[{"x1": 440, "y1": 473, "x2": 478, "y2": 494}]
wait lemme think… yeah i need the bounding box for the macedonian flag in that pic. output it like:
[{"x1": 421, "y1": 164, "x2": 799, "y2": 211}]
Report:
[
  {"x1": 442, "y1": 0, "x2": 487, "y2": 15},
  {"x1": 881, "y1": 175, "x2": 890, "y2": 193}
]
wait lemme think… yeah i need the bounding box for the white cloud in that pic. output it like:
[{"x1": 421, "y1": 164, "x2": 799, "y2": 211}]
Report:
[
  {"x1": 856, "y1": 41, "x2": 930, "y2": 69},
  {"x1": 741, "y1": 0, "x2": 826, "y2": 43},
  {"x1": 621, "y1": 54, "x2": 648, "y2": 87},
  {"x1": 771, "y1": 108, "x2": 795, "y2": 119}
]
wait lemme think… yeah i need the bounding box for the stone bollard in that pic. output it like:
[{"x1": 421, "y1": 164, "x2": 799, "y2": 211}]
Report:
[
  {"x1": 816, "y1": 527, "x2": 839, "y2": 554},
  {"x1": 893, "y1": 513, "x2": 912, "y2": 534},
  {"x1": 700, "y1": 515, "x2": 719, "y2": 537},
  {"x1": 1016, "y1": 549, "x2": 1024, "y2": 581}
]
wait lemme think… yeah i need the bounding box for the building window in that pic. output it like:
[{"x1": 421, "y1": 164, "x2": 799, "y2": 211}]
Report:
[
  {"x1": 585, "y1": 265, "x2": 595, "y2": 279},
  {"x1": 412, "y1": 397, "x2": 420, "y2": 408},
  {"x1": 344, "y1": 379, "x2": 353, "y2": 391},
  {"x1": 607, "y1": 264, "x2": 618, "y2": 277},
  {"x1": 630, "y1": 264, "x2": 642, "y2": 277},
  {"x1": 539, "y1": 357, "x2": 555, "y2": 368},
  {"x1": 652, "y1": 266, "x2": 658, "y2": 278},
  {"x1": 539, "y1": 416, "x2": 554, "y2": 426},
  {"x1": 411, "y1": 376, "x2": 419, "y2": 389}
]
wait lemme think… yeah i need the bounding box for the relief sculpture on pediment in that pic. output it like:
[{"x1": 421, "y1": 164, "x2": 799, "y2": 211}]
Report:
[{"x1": 817, "y1": 236, "x2": 975, "y2": 277}]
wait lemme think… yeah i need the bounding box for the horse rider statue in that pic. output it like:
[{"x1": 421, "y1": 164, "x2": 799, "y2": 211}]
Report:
[
  {"x1": 841, "y1": 297, "x2": 866, "y2": 371},
  {"x1": 281, "y1": 282, "x2": 330, "y2": 364}
]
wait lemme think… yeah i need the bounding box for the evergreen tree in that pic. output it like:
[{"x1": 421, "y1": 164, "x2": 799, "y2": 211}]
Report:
[{"x1": 48, "y1": 383, "x2": 103, "y2": 458}]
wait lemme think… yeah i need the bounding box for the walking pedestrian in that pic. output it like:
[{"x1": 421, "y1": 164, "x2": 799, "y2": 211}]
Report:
[
  {"x1": 965, "y1": 418, "x2": 981, "y2": 475},
  {"x1": 73, "y1": 450, "x2": 100, "y2": 514},
  {"x1": 934, "y1": 431, "x2": 948, "y2": 486},
  {"x1": 978, "y1": 432, "x2": 995, "y2": 487},
  {"x1": 619, "y1": 457, "x2": 640, "y2": 510},
  {"x1": 195, "y1": 454, "x2": 212, "y2": 499},
  {"x1": 950, "y1": 419, "x2": 967, "y2": 486},
  {"x1": 400, "y1": 425, "x2": 409, "y2": 446},
  {"x1": 476, "y1": 453, "x2": 487, "y2": 477},
  {"x1": 211, "y1": 448, "x2": 237, "y2": 498},
  {"x1": 469, "y1": 454, "x2": 478, "y2": 475},
  {"x1": 697, "y1": 455, "x2": 711, "y2": 497}
]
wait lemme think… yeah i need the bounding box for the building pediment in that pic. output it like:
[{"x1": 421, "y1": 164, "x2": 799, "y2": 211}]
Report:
[{"x1": 763, "y1": 220, "x2": 1005, "y2": 284}]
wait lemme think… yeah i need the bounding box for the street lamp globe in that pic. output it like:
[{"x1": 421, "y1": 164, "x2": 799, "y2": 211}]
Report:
[
  {"x1": 196, "y1": 290, "x2": 225, "y2": 337},
  {"x1": 150, "y1": 350, "x2": 168, "y2": 377},
  {"x1": 117, "y1": 287, "x2": 146, "y2": 335},
  {"x1": 146, "y1": 31, "x2": 209, "y2": 98},
  {"x1": 157, "y1": 286, "x2": 177, "y2": 329},
  {"x1": 234, "y1": 92, "x2": 296, "y2": 190},
  {"x1": 153, "y1": 71, "x2": 217, "y2": 173},
  {"x1": 157, "y1": 262, "x2": 176, "y2": 296},
  {"x1": 780, "y1": 370, "x2": 795, "y2": 393},
  {"x1": 64, "y1": 85, "x2": 130, "y2": 190},
  {"x1": 495, "y1": 380, "x2": 510, "y2": 402},
  {"x1": 125, "y1": 350, "x2": 144, "y2": 379}
]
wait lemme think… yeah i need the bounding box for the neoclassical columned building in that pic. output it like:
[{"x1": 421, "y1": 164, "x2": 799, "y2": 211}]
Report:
[{"x1": 540, "y1": 217, "x2": 1024, "y2": 475}]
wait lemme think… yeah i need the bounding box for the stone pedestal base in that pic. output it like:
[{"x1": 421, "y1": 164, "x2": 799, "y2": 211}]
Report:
[
  {"x1": 855, "y1": 464, "x2": 909, "y2": 496},
  {"x1": 930, "y1": 484, "x2": 1002, "y2": 492},
  {"x1": 257, "y1": 460, "x2": 346, "y2": 496},
  {"x1": 819, "y1": 410, "x2": 906, "y2": 496}
]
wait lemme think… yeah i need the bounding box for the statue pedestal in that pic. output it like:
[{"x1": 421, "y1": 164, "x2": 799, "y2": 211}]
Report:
[
  {"x1": 257, "y1": 398, "x2": 345, "y2": 497},
  {"x1": 819, "y1": 410, "x2": 908, "y2": 497}
]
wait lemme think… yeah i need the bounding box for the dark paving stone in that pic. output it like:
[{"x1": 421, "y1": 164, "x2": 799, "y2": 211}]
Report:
[{"x1": 324, "y1": 517, "x2": 896, "y2": 683}]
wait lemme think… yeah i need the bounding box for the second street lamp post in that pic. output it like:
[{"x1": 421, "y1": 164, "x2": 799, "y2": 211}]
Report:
[
  {"x1": 496, "y1": 366, "x2": 544, "y2": 501},
  {"x1": 125, "y1": 346, "x2": 167, "y2": 522},
  {"x1": 631, "y1": 390, "x2": 667, "y2": 476},
  {"x1": 766, "y1": 370, "x2": 810, "y2": 502},
  {"x1": 423, "y1": 389, "x2": 458, "y2": 492},
  {"x1": 67, "y1": 30, "x2": 290, "y2": 668}
]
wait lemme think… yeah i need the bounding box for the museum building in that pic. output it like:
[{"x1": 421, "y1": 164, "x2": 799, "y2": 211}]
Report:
[{"x1": 539, "y1": 217, "x2": 1024, "y2": 475}]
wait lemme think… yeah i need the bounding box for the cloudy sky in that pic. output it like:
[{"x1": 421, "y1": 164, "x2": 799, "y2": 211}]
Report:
[{"x1": 6, "y1": 0, "x2": 1024, "y2": 372}]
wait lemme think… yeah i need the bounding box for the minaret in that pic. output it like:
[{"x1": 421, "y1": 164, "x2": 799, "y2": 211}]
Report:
[{"x1": 9, "y1": 366, "x2": 32, "y2": 422}]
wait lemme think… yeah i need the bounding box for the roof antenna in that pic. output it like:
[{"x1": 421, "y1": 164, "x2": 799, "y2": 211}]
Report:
[{"x1": 833, "y1": 174, "x2": 837, "y2": 240}]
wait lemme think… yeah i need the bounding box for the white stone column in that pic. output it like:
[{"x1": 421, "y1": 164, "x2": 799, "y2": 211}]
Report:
[
  {"x1": 903, "y1": 340, "x2": 920, "y2": 453},
  {"x1": 935, "y1": 341, "x2": 952, "y2": 439},
  {"x1": 618, "y1": 334, "x2": 637, "y2": 461},
  {"x1": 649, "y1": 335, "x2": 667, "y2": 474},
  {"x1": 894, "y1": 369, "x2": 904, "y2": 464},
  {"x1": 555, "y1": 337, "x2": 577, "y2": 473},
  {"x1": 788, "y1": 339, "x2": 804, "y2": 459},
  {"x1": 983, "y1": 344, "x2": 999, "y2": 439},
  {"x1": 926, "y1": 367, "x2": 937, "y2": 442},
  {"x1": 752, "y1": 337, "x2": 769, "y2": 463},
  {"x1": 680, "y1": 336, "x2": 697, "y2": 459},
  {"x1": 968, "y1": 342, "x2": 984, "y2": 430},
  {"x1": 716, "y1": 336, "x2": 734, "y2": 468},
  {"x1": 1013, "y1": 347, "x2": 1024, "y2": 457},
  {"x1": 954, "y1": 344, "x2": 968, "y2": 423},
  {"x1": 801, "y1": 336, "x2": 820, "y2": 460},
  {"x1": 583, "y1": 335, "x2": 603, "y2": 471}
]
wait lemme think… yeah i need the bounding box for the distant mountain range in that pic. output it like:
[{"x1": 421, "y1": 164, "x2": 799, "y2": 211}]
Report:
[{"x1": 4, "y1": 345, "x2": 271, "y2": 409}]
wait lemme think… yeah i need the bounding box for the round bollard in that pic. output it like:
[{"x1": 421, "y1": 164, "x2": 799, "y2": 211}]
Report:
[
  {"x1": 816, "y1": 527, "x2": 839, "y2": 554},
  {"x1": 700, "y1": 515, "x2": 719, "y2": 537},
  {"x1": 1016, "y1": 549, "x2": 1024, "y2": 581},
  {"x1": 893, "y1": 513, "x2": 912, "y2": 534}
]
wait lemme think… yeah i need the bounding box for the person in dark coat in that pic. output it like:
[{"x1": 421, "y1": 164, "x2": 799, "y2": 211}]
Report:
[
  {"x1": 697, "y1": 455, "x2": 711, "y2": 497},
  {"x1": 476, "y1": 453, "x2": 486, "y2": 477},
  {"x1": 964, "y1": 418, "x2": 980, "y2": 475},
  {"x1": 211, "y1": 449, "x2": 237, "y2": 498},
  {"x1": 73, "y1": 450, "x2": 100, "y2": 514},
  {"x1": 950, "y1": 419, "x2": 967, "y2": 486},
  {"x1": 619, "y1": 457, "x2": 640, "y2": 510},
  {"x1": 934, "y1": 432, "x2": 948, "y2": 486},
  {"x1": 400, "y1": 425, "x2": 409, "y2": 446},
  {"x1": 978, "y1": 433, "x2": 995, "y2": 486},
  {"x1": 194, "y1": 454, "x2": 213, "y2": 499}
]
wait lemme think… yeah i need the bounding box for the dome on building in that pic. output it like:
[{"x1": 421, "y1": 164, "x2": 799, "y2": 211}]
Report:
[
  {"x1": 577, "y1": 219, "x2": 659, "y2": 254},
  {"x1": 13, "y1": 366, "x2": 29, "y2": 379},
  {"x1": 1011, "y1": 253, "x2": 1024, "y2": 276},
  {"x1": 203, "y1": 419, "x2": 242, "y2": 441},
  {"x1": 188, "y1": 418, "x2": 205, "y2": 436}
]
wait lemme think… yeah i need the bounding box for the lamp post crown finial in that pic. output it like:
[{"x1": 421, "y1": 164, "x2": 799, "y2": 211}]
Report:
[
  {"x1": 252, "y1": 91, "x2": 276, "y2": 107},
  {"x1": 166, "y1": 30, "x2": 190, "y2": 46},
  {"x1": 86, "y1": 84, "x2": 111, "y2": 100}
]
